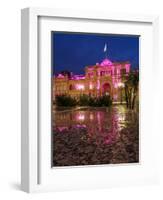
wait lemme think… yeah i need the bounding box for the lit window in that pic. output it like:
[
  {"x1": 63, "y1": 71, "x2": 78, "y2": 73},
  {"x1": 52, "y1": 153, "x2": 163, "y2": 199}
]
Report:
[
  {"x1": 89, "y1": 84, "x2": 93, "y2": 89},
  {"x1": 77, "y1": 84, "x2": 85, "y2": 90},
  {"x1": 100, "y1": 71, "x2": 105, "y2": 76}
]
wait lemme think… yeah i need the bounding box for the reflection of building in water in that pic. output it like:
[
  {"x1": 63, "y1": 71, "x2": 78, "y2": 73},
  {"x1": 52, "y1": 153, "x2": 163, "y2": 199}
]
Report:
[
  {"x1": 53, "y1": 107, "x2": 127, "y2": 145},
  {"x1": 53, "y1": 57, "x2": 131, "y2": 102}
]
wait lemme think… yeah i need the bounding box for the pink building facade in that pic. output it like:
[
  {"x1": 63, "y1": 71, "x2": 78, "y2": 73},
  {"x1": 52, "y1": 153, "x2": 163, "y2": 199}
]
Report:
[{"x1": 54, "y1": 58, "x2": 131, "y2": 102}]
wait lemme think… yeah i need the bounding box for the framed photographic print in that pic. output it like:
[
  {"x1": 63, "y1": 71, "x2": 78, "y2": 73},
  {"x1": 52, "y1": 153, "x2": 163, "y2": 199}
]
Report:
[
  {"x1": 52, "y1": 32, "x2": 139, "y2": 167},
  {"x1": 21, "y1": 8, "x2": 159, "y2": 193}
]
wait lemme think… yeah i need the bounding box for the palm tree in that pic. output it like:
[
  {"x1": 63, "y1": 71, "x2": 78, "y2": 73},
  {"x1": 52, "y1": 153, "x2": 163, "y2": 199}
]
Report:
[{"x1": 124, "y1": 70, "x2": 139, "y2": 109}]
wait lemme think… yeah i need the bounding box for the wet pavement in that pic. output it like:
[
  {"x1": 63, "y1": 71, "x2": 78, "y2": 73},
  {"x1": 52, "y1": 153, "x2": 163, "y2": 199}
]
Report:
[{"x1": 52, "y1": 105, "x2": 139, "y2": 166}]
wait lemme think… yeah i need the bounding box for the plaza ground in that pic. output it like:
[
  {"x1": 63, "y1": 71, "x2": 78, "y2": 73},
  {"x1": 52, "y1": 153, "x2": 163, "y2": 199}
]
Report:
[{"x1": 53, "y1": 105, "x2": 139, "y2": 166}]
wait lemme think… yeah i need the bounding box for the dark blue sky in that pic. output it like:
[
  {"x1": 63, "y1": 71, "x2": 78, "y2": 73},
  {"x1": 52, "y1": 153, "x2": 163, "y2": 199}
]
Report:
[{"x1": 52, "y1": 32, "x2": 139, "y2": 75}]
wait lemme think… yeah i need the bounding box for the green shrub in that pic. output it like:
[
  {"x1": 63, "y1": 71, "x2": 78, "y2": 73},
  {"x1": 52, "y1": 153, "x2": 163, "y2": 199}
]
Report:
[
  {"x1": 81, "y1": 94, "x2": 112, "y2": 107},
  {"x1": 88, "y1": 96, "x2": 98, "y2": 107},
  {"x1": 96, "y1": 95, "x2": 112, "y2": 107},
  {"x1": 55, "y1": 95, "x2": 77, "y2": 107},
  {"x1": 55, "y1": 94, "x2": 112, "y2": 107},
  {"x1": 79, "y1": 94, "x2": 90, "y2": 106}
]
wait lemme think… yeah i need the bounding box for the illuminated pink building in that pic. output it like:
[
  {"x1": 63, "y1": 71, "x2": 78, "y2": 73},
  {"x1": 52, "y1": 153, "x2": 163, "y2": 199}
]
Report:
[{"x1": 53, "y1": 58, "x2": 131, "y2": 102}]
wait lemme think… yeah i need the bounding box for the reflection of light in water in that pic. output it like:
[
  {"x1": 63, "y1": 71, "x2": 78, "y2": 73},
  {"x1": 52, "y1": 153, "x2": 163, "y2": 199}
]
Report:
[
  {"x1": 76, "y1": 125, "x2": 86, "y2": 128},
  {"x1": 57, "y1": 127, "x2": 68, "y2": 132},
  {"x1": 104, "y1": 135, "x2": 114, "y2": 145},
  {"x1": 97, "y1": 112, "x2": 102, "y2": 132},
  {"x1": 77, "y1": 113, "x2": 85, "y2": 121},
  {"x1": 90, "y1": 113, "x2": 94, "y2": 120},
  {"x1": 116, "y1": 106, "x2": 127, "y2": 131},
  {"x1": 54, "y1": 105, "x2": 128, "y2": 144},
  {"x1": 117, "y1": 114, "x2": 125, "y2": 121},
  {"x1": 97, "y1": 112, "x2": 100, "y2": 121}
]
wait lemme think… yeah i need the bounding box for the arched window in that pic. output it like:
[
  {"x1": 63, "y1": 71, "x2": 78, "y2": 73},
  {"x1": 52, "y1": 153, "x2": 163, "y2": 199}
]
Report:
[
  {"x1": 102, "y1": 83, "x2": 111, "y2": 96},
  {"x1": 101, "y1": 71, "x2": 105, "y2": 76}
]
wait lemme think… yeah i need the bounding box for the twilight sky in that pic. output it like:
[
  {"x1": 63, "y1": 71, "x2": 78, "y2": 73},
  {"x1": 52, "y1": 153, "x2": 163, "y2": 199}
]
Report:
[{"x1": 52, "y1": 32, "x2": 139, "y2": 75}]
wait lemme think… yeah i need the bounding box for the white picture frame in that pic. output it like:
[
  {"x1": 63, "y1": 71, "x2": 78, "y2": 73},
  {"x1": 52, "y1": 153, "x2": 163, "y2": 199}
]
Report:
[{"x1": 21, "y1": 7, "x2": 159, "y2": 193}]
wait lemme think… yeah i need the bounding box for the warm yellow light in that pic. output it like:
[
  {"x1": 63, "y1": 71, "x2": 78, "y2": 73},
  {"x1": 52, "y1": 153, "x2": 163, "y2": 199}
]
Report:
[
  {"x1": 89, "y1": 84, "x2": 93, "y2": 89},
  {"x1": 117, "y1": 82, "x2": 124, "y2": 88}
]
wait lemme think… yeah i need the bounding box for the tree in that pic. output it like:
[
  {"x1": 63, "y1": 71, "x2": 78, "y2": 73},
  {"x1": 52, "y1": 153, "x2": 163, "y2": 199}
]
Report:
[
  {"x1": 60, "y1": 70, "x2": 72, "y2": 78},
  {"x1": 124, "y1": 70, "x2": 139, "y2": 109}
]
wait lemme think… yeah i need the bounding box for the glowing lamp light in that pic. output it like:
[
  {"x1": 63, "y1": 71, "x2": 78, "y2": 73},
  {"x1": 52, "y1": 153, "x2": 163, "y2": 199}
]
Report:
[
  {"x1": 90, "y1": 114, "x2": 94, "y2": 120},
  {"x1": 89, "y1": 84, "x2": 93, "y2": 90},
  {"x1": 77, "y1": 114, "x2": 85, "y2": 121},
  {"x1": 77, "y1": 84, "x2": 85, "y2": 90},
  {"x1": 117, "y1": 82, "x2": 125, "y2": 88}
]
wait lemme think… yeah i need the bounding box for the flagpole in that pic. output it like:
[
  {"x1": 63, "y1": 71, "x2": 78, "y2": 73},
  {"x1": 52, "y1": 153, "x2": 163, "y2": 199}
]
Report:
[
  {"x1": 106, "y1": 45, "x2": 107, "y2": 58},
  {"x1": 104, "y1": 43, "x2": 108, "y2": 59},
  {"x1": 106, "y1": 43, "x2": 107, "y2": 58}
]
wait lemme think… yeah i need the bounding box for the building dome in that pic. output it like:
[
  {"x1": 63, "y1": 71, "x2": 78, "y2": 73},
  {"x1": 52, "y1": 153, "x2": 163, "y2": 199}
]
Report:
[{"x1": 100, "y1": 58, "x2": 112, "y2": 66}]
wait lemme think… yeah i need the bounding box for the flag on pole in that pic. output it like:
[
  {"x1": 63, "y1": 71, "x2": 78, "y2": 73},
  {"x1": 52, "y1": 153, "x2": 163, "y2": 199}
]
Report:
[{"x1": 104, "y1": 43, "x2": 107, "y2": 52}]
